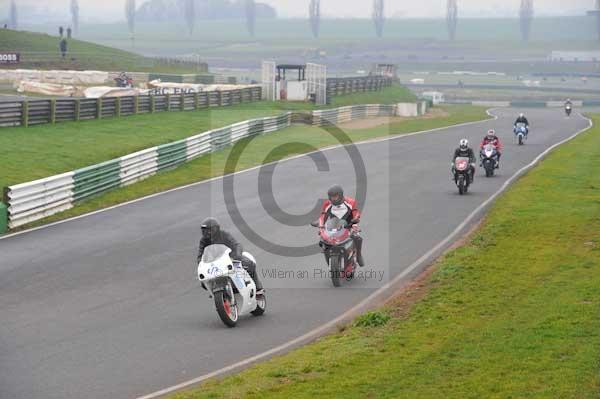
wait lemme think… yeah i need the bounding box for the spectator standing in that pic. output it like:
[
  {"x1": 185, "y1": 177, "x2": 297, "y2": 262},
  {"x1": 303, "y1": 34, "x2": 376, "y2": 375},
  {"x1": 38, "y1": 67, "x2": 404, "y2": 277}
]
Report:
[
  {"x1": 67, "y1": 26, "x2": 72, "y2": 38},
  {"x1": 59, "y1": 38, "x2": 68, "y2": 59},
  {"x1": 59, "y1": 26, "x2": 64, "y2": 37}
]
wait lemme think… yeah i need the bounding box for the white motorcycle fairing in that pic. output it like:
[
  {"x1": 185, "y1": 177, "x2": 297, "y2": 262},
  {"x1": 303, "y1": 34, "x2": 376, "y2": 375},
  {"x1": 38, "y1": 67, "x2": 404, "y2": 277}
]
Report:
[{"x1": 197, "y1": 245, "x2": 258, "y2": 317}]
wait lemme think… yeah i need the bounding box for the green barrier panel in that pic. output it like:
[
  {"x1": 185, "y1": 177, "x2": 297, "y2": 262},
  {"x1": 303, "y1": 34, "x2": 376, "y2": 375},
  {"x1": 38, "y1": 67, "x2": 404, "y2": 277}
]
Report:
[
  {"x1": 510, "y1": 101, "x2": 547, "y2": 108},
  {"x1": 157, "y1": 140, "x2": 188, "y2": 170},
  {"x1": 0, "y1": 202, "x2": 7, "y2": 234},
  {"x1": 73, "y1": 159, "x2": 122, "y2": 202}
]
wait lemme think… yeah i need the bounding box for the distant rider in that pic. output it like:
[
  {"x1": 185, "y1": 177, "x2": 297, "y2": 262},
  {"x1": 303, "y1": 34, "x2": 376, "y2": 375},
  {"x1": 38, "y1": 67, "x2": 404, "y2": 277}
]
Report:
[
  {"x1": 197, "y1": 217, "x2": 264, "y2": 294},
  {"x1": 452, "y1": 139, "x2": 477, "y2": 183},
  {"x1": 316, "y1": 185, "x2": 365, "y2": 267},
  {"x1": 514, "y1": 113, "x2": 529, "y2": 134},
  {"x1": 480, "y1": 129, "x2": 503, "y2": 167}
]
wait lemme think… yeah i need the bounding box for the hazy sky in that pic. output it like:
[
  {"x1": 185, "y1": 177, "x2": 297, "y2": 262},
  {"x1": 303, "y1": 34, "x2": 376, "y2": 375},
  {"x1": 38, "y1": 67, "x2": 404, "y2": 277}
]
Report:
[{"x1": 2, "y1": 0, "x2": 594, "y2": 22}]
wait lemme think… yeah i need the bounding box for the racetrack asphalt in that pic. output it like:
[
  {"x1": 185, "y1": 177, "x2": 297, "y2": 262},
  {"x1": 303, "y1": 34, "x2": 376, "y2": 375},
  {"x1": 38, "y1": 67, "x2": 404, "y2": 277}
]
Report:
[{"x1": 0, "y1": 108, "x2": 590, "y2": 399}]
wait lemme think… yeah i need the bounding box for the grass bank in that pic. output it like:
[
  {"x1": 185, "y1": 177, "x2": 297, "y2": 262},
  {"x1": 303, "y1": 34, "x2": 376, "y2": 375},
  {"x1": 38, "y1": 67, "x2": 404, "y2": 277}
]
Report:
[
  {"x1": 0, "y1": 84, "x2": 415, "y2": 190},
  {"x1": 0, "y1": 29, "x2": 200, "y2": 73},
  {"x1": 168, "y1": 116, "x2": 600, "y2": 398},
  {"x1": 15, "y1": 105, "x2": 487, "y2": 230}
]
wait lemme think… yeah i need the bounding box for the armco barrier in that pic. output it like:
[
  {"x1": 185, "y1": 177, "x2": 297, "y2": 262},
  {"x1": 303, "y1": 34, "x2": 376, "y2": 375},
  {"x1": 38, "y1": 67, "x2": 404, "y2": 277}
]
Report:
[{"x1": 3, "y1": 103, "x2": 425, "y2": 229}]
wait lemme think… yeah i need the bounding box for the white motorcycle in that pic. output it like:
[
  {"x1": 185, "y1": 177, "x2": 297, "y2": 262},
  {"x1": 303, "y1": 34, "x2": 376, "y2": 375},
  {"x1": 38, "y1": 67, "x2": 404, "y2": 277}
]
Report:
[
  {"x1": 197, "y1": 244, "x2": 266, "y2": 328},
  {"x1": 480, "y1": 144, "x2": 499, "y2": 178},
  {"x1": 514, "y1": 122, "x2": 528, "y2": 145}
]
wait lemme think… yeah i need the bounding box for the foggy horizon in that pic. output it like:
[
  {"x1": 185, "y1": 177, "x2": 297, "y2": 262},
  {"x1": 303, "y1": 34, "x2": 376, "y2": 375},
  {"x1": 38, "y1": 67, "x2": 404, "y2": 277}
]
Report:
[{"x1": 0, "y1": 0, "x2": 594, "y2": 24}]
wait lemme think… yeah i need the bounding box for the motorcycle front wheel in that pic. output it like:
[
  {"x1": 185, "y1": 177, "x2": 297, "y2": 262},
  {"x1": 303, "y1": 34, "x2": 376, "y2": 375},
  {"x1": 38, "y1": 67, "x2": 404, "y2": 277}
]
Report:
[
  {"x1": 214, "y1": 290, "x2": 239, "y2": 328},
  {"x1": 330, "y1": 255, "x2": 342, "y2": 287},
  {"x1": 458, "y1": 175, "x2": 466, "y2": 195}
]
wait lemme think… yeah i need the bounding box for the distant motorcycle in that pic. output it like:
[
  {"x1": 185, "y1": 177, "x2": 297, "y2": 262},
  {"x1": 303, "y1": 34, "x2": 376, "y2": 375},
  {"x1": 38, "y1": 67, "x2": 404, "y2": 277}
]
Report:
[
  {"x1": 565, "y1": 104, "x2": 572, "y2": 117},
  {"x1": 480, "y1": 144, "x2": 499, "y2": 177},
  {"x1": 114, "y1": 73, "x2": 133, "y2": 88},
  {"x1": 197, "y1": 244, "x2": 266, "y2": 328},
  {"x1": 514, "y1": 122, "x2": 528, "y2": 145},
  {"x1": 311, "y1": 216, "x2": 358, "y2": 287},
  {"x1": 453, "y1": 156, "x2": 472, "y2": 195}
]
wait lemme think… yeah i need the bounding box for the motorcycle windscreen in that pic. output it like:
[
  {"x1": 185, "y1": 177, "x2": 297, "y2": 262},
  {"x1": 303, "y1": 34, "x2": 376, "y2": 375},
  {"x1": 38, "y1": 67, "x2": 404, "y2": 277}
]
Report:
[
  {"x1": 324, "y1": 217, "x2": 348, "y2": 239},
  {"x1": 483, "y1": 144, "x2": 496, "y2": 156},
  {"x1": 201, "y1": 244, "x2": 230, "y2": 263},
  {"x1": 455, "y1": 157, "x2": 470, "y2": 171}
]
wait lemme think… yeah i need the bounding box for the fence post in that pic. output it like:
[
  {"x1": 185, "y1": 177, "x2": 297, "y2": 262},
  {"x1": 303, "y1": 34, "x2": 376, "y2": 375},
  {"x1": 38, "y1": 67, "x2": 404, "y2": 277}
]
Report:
[
  {"x1": 50, "y1": 99, "x2": 56, "y2": 124},
  {"x1": 166, "y1": 93, "x2": 171, "y2": 111},
  {"x1": 150, "y1": 95, "x2": 156, "y2": 113},
  {"x1": 21, "y1": 100, "x2": 29, "y2": 127},
  {"x1": 180, "y1": 92, "x2": 185, "y2": 111},
  {"x1": 97, "y1": 98, "x2": 103, "y2": 120},
  {"x1": 74, "y1": 99, "x2": 81, "y2": 121},
  {"x1": 194, "y1": 92, "x2": 199, "y2": 110},
  {"x1": 134, "y1": 95, "x2": 139, "y2": 114},
  {"x1": 116, "y1": 97, "x2": 122, "y2": 117}
]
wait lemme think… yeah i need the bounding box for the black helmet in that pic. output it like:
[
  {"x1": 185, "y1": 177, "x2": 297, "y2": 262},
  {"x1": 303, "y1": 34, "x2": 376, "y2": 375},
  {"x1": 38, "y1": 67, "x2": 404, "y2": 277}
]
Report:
[
  {"x1": 201, "y1": 217, "x2": 220, "y2": 239},
  {"x1": 327, "y1": 185, "x2": 344, "y2": 206}
]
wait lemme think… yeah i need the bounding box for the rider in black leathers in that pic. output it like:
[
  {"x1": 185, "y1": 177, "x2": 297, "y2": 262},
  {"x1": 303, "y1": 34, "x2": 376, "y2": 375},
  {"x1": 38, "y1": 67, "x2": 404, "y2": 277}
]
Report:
[
  {"x1": 197, "y1": 217, "x2": 264, "y2": 292},
  {"x1": 514, "y1": 113, "x2": 529, "y2": 127},
  {"x1": 452, "y1": 139, "x2": 477, "y2": 183}
]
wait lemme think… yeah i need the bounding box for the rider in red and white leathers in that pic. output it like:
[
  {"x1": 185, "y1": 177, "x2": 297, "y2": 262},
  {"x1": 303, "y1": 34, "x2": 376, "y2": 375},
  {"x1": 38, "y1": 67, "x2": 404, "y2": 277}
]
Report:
[
  {"x1": 480, "y1": 129, "x2": 503, "y2": 167},
  {"x1": 317, "y1": 185, "x2": 365, "y2": 267}
]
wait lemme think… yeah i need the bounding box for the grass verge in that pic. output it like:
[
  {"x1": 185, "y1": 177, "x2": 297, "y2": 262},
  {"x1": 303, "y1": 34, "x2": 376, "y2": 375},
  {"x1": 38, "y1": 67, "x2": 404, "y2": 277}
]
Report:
[
  {"x1": 167, "y1": 116, "x2": 600, "y2": 398},
  {"x1": 13, "y1": 105, "x2": 486, "y2": 231},
  {"x1": 0, "y1": 29, "x2": 201, "y2": 73},
  {"x1": 0, "y1": 84, "x2": 415, "y2": 190}
]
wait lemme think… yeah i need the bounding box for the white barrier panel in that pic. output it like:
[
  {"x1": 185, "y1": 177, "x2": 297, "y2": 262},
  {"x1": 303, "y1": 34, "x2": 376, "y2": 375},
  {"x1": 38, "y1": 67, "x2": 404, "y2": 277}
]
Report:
[{"x1": 396, "y1": 103, "x2": 419, "y2": 117}]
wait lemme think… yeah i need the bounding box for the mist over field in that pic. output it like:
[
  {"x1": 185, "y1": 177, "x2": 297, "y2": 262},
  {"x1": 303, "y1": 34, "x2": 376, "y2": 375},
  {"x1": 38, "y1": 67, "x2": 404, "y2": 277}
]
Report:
[{"x1": 0, "y1": 0, "x2": 593, "y2": 23}]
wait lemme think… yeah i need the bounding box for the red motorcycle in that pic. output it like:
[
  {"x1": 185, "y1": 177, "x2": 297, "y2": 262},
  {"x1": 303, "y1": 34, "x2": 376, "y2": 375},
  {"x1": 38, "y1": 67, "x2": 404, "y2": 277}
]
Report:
[{"x1": 311, "y1": 216, "x2": 358, "y2": 287}]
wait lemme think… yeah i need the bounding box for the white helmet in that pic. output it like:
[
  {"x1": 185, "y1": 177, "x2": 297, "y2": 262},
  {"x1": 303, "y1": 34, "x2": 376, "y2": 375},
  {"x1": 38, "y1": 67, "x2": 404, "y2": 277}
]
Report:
[
  {"x1": 459, "y1": 139, "x2": 469, "y2": 150},
  {"x1": 519, "y1": 113, "x2": 524, "y2": 118},
  {"x1": 487, "y1": 129, "x2": 496, "y2": 139}
]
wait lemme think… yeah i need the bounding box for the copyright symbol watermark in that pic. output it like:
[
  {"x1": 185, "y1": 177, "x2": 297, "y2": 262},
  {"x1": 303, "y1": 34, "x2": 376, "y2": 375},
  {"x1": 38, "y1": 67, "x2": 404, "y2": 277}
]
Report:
[{"x1": 222, "y1": 112, "x2": 368, "y2": 257}]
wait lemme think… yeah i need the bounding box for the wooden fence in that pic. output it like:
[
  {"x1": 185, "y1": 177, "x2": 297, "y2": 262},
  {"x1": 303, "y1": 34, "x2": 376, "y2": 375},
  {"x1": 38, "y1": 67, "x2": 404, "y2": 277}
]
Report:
[
  {"x1": 0, "y1": 86, "x2": 262, "y2": 128},
  {"x1": 326, "y1": 76, "x2": 392, "y2": 98}
]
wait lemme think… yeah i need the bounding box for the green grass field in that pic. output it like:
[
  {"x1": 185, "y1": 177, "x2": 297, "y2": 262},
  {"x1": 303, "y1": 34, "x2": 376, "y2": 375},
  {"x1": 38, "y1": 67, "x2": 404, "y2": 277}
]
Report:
[
  {"x1": 167, "y1": 115, "x2": 600, "y2": 399},
  {"x1": 0, "y1": 84, "x2": 415, "y2": 191},
  {"x1": 13, "y1": 104, "x2": 486, "y2": 230},
  {"x1": 0, "y1": 29, "x2": 202, "y2": 73}
]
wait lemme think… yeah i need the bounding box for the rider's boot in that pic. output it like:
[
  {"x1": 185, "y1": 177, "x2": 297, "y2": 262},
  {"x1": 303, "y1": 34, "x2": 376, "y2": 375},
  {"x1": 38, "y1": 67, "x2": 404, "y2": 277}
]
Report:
[{"x1": 354, "y1": 235, "x2": 365, "y2": 267}]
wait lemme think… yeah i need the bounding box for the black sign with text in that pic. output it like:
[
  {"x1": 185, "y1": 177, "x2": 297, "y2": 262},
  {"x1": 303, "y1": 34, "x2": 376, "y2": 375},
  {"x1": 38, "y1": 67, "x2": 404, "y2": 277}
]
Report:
[{"x1": 0, "y1": 53, "x2": 20, "y2": 64}]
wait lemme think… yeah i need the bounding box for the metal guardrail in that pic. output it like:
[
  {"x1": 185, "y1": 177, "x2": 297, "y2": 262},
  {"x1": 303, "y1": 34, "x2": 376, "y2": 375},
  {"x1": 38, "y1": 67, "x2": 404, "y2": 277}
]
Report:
[
  {"x1": 0, "y1": 87, "x2": 262, "y2": 128},
  {"x1": 2, "y1": 102, "x2": 426, "y2": 229}
]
